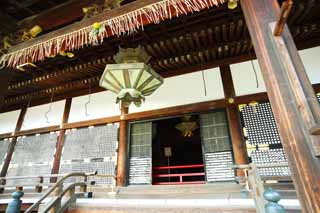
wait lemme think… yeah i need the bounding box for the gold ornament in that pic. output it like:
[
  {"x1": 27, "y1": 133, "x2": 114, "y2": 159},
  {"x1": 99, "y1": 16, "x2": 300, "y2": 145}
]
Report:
[
  {"x1": 93, "y1": 22, "x2": 102, "y2": 30},
  {"x1": 228, "y1": 0, "x2": 238, "y2": 10},
  {"x1": 29, "y1": 25, "x2": 42, "y2": 38}
]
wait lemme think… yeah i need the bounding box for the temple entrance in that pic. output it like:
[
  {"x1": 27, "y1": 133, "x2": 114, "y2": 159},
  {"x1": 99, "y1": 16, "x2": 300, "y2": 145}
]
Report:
[
  {"x1": 152, "y1": 115, "x2": 205, "y2": 185},
  {"x1": 127, "y1": 110, "x2": 235, "y2": 186}
]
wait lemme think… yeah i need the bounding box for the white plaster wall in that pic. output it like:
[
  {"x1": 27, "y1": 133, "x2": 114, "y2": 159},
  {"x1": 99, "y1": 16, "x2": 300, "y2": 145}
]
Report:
[
  {"x1": 21, "y1": 100, "x2": 65, "y2": 130},
  {"x1": 231, "y1": 46, "x2": 320, "y2": 96},
  {"x1": 230, "y1": 60, "x2": 266, "y2": 96},
  {"x1": 0, "y1": 110, "x2": 20, "y2": 134},
  {"x1": 68, "y1": 91, "x2": 120, "y2": 123},
  {"x1": 130, "y1": 68, "x2": 224, "y2": 113},
  {"x1": 299, "y1": 46, "x2": 320, "y2": 84}
]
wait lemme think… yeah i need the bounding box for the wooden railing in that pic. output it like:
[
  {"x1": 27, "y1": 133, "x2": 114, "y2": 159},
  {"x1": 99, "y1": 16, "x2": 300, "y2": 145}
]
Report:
[
  {"x1": 233, "y1": 163, "x2": 291, "y2": 213},
  {"x1": 153, "y1": 164, "x2": 205, "y2": 185}
]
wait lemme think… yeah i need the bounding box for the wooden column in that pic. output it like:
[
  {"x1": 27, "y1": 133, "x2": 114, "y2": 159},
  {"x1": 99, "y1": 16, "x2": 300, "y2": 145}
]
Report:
[
  {"x1": 0, "y1": 107, "x2": 27, "y2": 177},
  {"x1": 116, "y1": 105, "x2": 129, "y2": 186},
  {"x1": 0, "y1": 73, "x2": 11, "y2": 110},
  {"x1": 50, "y1": 98, "x2": 72, "y2": 182},
  {"x1": 220, "y1": 65, "x2": 249, "y2": 176},
  {"x1": 241, "y1": 0, "x2": 320, "y2": 211}
]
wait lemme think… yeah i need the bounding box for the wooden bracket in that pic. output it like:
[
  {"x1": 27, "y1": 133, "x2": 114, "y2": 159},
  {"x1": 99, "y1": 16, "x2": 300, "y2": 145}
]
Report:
[{"x1": 274, "y1": 0, "x2": 293, "y2": 36}]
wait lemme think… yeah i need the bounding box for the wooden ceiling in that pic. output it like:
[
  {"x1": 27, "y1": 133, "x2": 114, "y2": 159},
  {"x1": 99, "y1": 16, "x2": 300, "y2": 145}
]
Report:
[{"x1": 1, "y1": 0, "x2": 320, "y2": 112}]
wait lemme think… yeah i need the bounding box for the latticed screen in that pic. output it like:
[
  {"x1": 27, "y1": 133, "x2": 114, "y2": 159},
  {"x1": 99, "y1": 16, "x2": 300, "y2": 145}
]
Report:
[
  {"x1": 200, "y1": 111, "x2": 234, "y2": 182},
  {"x1": 60, "y1": 124, "x2": 118, "y2": 185},
  {"x1": 0, "y1": 139, "x2": 10, "y2": 171},
  {"x1": 128, "y1": 122, "x2": 152, "y2": 185},
  {"x1": 7, "y1": 133, "x2": 58, "y2": 185},
  {"x1": 239, "y1": 102, "x2": 290, "y2": 176}
]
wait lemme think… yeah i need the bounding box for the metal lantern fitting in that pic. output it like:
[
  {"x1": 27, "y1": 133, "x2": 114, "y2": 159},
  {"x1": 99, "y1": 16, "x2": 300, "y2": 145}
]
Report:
[{"x1": 99, "y1": 47, "x2": 163, "y2": 107}]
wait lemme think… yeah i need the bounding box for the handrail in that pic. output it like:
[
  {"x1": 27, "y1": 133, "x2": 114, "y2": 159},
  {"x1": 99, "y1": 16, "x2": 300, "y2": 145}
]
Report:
[
  {"x1": 0, "y1": 173, "x2": 73, "y2": 181},
  {"x1": 24, "y1": 171, "x2": 96, "y2": 213},
  {"x1": 40, "y1": 182, "x2": 86, "y2": 213}
]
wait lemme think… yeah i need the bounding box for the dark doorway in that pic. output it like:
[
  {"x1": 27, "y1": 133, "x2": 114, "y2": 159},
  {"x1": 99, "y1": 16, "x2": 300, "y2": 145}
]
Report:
[{"x1": 152, "y1": 115, "x2": 205, "y2": 185}]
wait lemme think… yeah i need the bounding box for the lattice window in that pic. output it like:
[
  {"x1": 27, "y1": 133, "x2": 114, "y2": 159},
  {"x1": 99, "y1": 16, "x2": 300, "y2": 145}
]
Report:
[
  {"x1": 60, "y1": 124, "x2": 118, "y2": 185},
  {"x1": 200, "y1": 111, "x2": 234, "y2": 182},
  {"x1": 7, "y1": 133, "x2": 58, "y2": 185},
  {"x1": 239, "y1": 102, "x2": 290, "y2": 177}
]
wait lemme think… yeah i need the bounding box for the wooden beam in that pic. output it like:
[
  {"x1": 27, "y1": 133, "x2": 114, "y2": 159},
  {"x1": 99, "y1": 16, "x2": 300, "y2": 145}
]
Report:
[
  {"x1": 116, "y1": 105, "x2": 129, "y2": 186},
  {"x1": 241, "y1": 0, "x2": 320, "y2": 211},
  {"x1": 51, "y1": 98, "x2": 72, "y2": 182},
  {"x1": 18, "y1": 0, "x2": 104, "y2": 32},
  {"x1": 274, "y1": 0, "x2": 293, "y2": 36},
  {"x1": 0, "y1": 107, "x2": 27, "y2": 177},
  {"x1": 220, "y1": 65, "x2": 248, "y2": 177}
]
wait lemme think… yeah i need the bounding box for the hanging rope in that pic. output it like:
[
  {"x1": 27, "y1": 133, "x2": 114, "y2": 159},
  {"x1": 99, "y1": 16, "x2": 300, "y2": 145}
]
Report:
[
  {"x1": 45, "y1": 92, "x2": 54, "y2": 123},
  {"x1": 250, "y1": 51, "x2": 259, "y2": 89},
  {"x1": 201, "y1": 62, "x2": 207, "y2": 96},
  {"x1": 85, "y1": 86, "x2": 91, "y2": 116},
  {"x1": 251, "y1": 60, "x2": 259, "y2": 89}
]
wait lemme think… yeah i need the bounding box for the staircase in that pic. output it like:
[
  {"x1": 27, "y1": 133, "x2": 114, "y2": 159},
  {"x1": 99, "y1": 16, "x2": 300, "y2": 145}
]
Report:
[{"x1": 0, "y1": 164, "x2": 301, "y2": 213}]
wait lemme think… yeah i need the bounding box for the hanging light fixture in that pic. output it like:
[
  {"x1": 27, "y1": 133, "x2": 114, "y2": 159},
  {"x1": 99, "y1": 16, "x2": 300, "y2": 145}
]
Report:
[
  {"x1": 99, "y1": 47, "x2": 163, "y2": 107},
  {"x1": 175, "y1": 116, "x2": 199, "y2": 138}
]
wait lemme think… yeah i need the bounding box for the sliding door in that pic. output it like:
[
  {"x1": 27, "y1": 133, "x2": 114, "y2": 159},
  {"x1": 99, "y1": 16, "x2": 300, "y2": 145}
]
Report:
[
  {"x1": 200, "y1": 111, "x2": 234, "y2": 182},
  {"x1": 128, "y1": 122, "x2": 152, "y2": 185}
]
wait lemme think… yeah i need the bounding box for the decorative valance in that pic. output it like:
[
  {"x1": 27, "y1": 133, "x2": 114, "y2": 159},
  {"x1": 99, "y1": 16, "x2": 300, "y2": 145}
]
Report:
[{"x1": 0, "y1": 0, "x2": 224, "y2": 68}]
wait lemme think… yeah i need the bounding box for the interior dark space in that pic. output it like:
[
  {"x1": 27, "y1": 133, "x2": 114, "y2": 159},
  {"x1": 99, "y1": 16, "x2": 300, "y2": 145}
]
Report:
[{"x1": 152, "y1": 115, "x2": 205, "y2": 185}]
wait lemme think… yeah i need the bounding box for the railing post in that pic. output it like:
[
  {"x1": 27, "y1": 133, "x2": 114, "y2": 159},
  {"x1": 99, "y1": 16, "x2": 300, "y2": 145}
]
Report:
[
  {"x1": 264, "y1": 188, "x2": 286, "y2": 213},
  {"x1": 80, "y1": 176, "x2": 87, "y2": 193},
  {"x1": 50, "y1": 183, "x2": 62, "y2": 213},
  {"x1": 6, "y1": 187, "x2": 24, "y2": 213},
  {"x1": 35, "y1": 176, "x2": 43, "y2": 193},
  {"x1": 248, "y1": 164, "x2": 266, "y2": 213},
  {"x1": 0, "y1": 178, "x2": 6, "y2": 194}
]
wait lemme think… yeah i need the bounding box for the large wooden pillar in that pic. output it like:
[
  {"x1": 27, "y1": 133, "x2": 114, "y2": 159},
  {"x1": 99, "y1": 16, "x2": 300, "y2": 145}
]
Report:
[
  {"x1": 116, "y1": 105, "x2": 129, "y2": 186},
  {"x1": 51, "y1": 98, "x2": 72, "y2": 182},
  {"x1": 0, "y1": 107, "x2": 27, "y2": 177},
  {"x1": 241, "y1": 0, "x2": 320, "y2": 211},
  {"x1": 220, "y1": 65, "x2": 249, "y2": 176}
]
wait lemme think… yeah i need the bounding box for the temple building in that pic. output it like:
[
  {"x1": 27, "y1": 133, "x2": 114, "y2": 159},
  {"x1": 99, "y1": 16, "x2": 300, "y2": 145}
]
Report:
[{"x1": 0, "y1": 0, "x2": 319, "y2": 212}]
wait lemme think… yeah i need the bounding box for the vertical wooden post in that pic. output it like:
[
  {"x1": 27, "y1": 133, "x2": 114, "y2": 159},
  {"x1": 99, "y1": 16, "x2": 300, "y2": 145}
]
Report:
[
  {"x1": 220, "y1": 65, "x2": 249, "y2": 177},
  {"x1": 241, "y1": 0, "x2": 320, "y2": 211},
  {"x1": 50, "y1": 98, "x2": 72, "y2": 182},
  {"x1": 116, "y1": 105, "x2": 129, "y2": 186},
  {"x1": 0, "y1": 107, "x2": 27, "y2": 177},
  {"x1": 0, "y1": 73, "x2": 11, "y2": 110}
]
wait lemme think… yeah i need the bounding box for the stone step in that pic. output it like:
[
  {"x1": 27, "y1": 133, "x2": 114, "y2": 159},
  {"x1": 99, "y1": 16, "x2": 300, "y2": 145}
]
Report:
[{"x1": 64, "y1": 197, "x2": 301, "y2": 213}]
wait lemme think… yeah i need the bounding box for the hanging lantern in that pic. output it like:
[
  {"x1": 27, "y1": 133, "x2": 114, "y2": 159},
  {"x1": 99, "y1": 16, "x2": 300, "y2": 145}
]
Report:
[
  {"x1": 99, "y1": 47, "x2": 163, "y2": 107},
  {"x1": 175, "y1": 116, "x2": 199, "y2": 138}
]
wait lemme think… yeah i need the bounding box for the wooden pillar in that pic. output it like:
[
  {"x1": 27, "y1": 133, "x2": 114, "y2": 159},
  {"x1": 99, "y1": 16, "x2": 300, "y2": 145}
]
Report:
[
  {"x1": 50, "y1": 98, "x2": 72, "y2": 182},
  {"x1": 0, "y1": 107, "x2": 27, "y2": 177},
  {"x1": 220, "y1": 65, "x2": 249, "y2": 176},
  {"x1": 116, "y1": 105, "x2": 129, "y2": 186},
  {"x1": 0, "y1": 73, "x2": 11, "y2": 110},
  {"x1": 241, "y1": 0, "x2": 320, "y2": 211}
]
